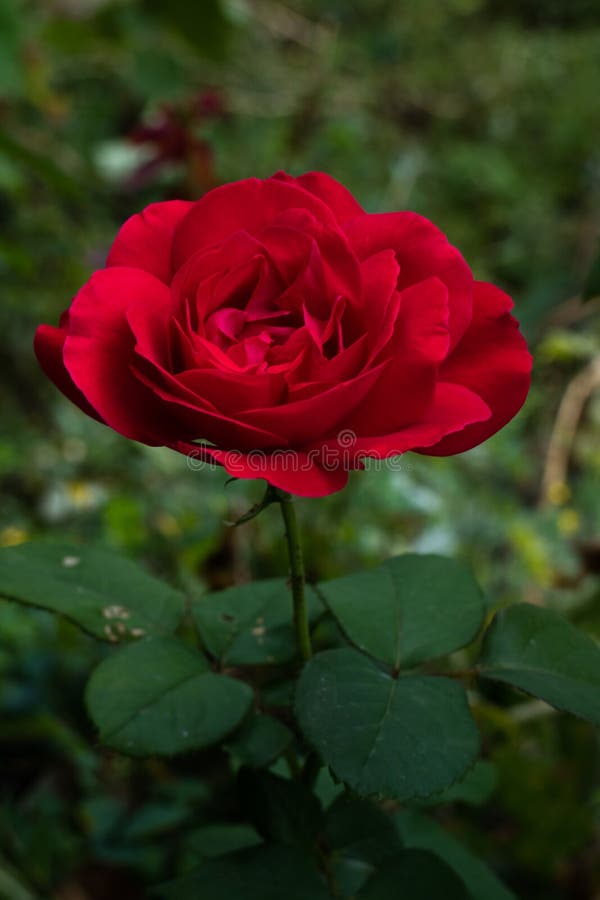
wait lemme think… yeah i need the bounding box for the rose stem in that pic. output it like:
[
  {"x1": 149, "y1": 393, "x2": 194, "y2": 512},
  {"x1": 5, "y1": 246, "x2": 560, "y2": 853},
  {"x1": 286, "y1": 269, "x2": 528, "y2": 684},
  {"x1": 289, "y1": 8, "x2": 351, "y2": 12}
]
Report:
[{"x1": 274, "y1": 488, "x2": 312, "y2": 662}]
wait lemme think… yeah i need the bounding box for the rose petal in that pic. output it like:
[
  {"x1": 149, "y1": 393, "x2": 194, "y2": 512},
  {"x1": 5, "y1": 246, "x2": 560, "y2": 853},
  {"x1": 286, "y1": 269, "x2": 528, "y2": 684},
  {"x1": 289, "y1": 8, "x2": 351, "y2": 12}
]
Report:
[
  {"x1": 63, "y1": 268, "x2": 182, "y2": 444},
  {"x1": 131, "y1": 354, "x2": 287, "y2": 450},
  {"x1": 318, "y1": 383, "x2": 491, "y2": 458},
  {"x1": 344, "y1": 211, "x2": 473, "y2": 349},
  {"x1": 106, "y1": 200, "x2": 194, "y2": 284},
  {"x1": 289, "y1": 334, "x2": 368, "y2": 390},
  {"x1": 348, "y1": 277, "x2": 450, "y2": 434},
  {"x1": 261, "y1": 222, "x2": 362, "y2": 318},
  {"x1": 34, "y1": 316, "x2": 104, "y2": 423},
  {"x1": 238, "y1": 362, "x2": 389, "y2": 445},
  {"x1": 172, "y1": 177, "x2": 338, "y2": 270},
  {"x1": 273, "y1": 170, "x2": 365, "y2": 222},
  {"x1": 178, "y1": 366, "x2": 285, "y2": 413},
  {"x1": 418, "y1": 282, "x2": 532, "y2": 456},
  {"x1": 172, "y1": 442, "x2": 350, "y2": 497},
  {"x1": 358, "y1": 250, "x2": 401, "y2": 359},
  {"x1": 126, "y1": 296, "x2": 174, "y2": 369}
]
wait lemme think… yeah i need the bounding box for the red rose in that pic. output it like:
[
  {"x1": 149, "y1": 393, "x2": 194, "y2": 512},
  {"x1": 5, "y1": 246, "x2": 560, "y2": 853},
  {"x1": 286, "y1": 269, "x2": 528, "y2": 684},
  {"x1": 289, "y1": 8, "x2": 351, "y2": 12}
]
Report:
[{"x1": 34, "y1": 172, "x2": 531, "y2": 497}]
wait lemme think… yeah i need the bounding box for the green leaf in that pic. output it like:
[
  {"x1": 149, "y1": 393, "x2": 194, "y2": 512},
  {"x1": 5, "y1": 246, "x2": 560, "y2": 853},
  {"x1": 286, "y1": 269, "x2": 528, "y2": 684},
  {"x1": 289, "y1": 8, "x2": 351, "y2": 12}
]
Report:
[
  {"x1": 357, "y1": 849, "x2": 471, "y2": 900},
  {"x1": 418, "y1": 760, "x2": 498, "y2": 808},
  {"x1": 325, "y1": 794, "x2": 402, "y2": 864},
  {"x1": 320, "y1": 554, "x2": 484, "y2": 668},
  {"x1": 180, "y1": 824, "x2": 262, "y2": 871},
  {"x1": 313, "y1": 767, "x2": 345, "y2": 809},
  {"x1": 396, "y1": 810, "x2": 518, "y2": 900},
  {"x1": 295, "y1": 648, "x2": 480, "y2": 800},
  {"x1": 323, "y1": 794, "x2": 403, "y2": 896},
  {"x1": 157, "y1": 845, "x2": 330, "y2": 900},
  {"x1": 238, "y1": 769, "x2": 322, "y2": 851},
  {"x1": 478, "y1": 603, "x2": 600, "y2": 725},
  {"x1": 0, "y1": 542, "x2": 184, "y2": 643},
  {"x1": 122, "y1": 803, "x2": 189, "y2": 842},
  {"x1": 85, "y1": 637, "x2": 252, "y2": 756},
  {"x1": 192, "y1": 578, "x2": 322, "y2": 666},
  {"x1": 226, "y1": 713, "x2": 293, "y2": 768}
]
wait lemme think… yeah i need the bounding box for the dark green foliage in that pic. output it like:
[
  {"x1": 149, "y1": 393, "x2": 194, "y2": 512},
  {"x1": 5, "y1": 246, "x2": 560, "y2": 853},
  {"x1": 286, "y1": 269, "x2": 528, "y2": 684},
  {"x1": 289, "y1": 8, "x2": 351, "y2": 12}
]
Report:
[
  {"x1": 157, "y1": 844, "x2": 330, "y2": 899},
  {"x1": 395, "y1": 811, "x2": 518, "y2": 900},
  {"x1": 238, "y1": 769, "x2": 323, "y2": 851},
  {"x1": 356, "y1": 848, "x2": 472, "y2": 900}
]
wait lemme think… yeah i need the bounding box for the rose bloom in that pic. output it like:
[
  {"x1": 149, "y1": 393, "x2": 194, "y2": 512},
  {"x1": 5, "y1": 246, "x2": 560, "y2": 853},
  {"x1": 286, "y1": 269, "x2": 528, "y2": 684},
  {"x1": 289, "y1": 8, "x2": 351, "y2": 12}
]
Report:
[{"x1": 35, "y1": 172, "x2": 531, "y2": 496}]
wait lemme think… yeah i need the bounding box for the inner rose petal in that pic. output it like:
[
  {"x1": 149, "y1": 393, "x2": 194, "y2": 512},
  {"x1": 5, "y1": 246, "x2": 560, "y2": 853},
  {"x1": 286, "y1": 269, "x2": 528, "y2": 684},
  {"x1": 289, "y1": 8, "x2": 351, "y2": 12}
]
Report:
[
  {"x1": 167, "y1": 206, "x2": 365, "y2": 388},
  {"x1": 303, "y1": 294, "x2": 346, "y2": 358},
  {"x1": 226, "y1": 332, "x2": 273, "y2": 368}
]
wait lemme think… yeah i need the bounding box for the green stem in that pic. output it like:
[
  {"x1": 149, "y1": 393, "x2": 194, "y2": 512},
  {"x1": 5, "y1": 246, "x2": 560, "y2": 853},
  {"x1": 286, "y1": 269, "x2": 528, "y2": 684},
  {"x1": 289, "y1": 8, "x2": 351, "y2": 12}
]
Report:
[{"x1": 275, "y1": 489, "x2": 312, "y2": 662}]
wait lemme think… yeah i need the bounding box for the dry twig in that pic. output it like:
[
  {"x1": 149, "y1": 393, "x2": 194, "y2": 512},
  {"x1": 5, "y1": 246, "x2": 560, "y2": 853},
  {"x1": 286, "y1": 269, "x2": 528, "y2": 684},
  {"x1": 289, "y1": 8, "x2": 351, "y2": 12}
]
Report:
[{"x1": 540, "y1": 355, "x2": 600, "y2": 506}]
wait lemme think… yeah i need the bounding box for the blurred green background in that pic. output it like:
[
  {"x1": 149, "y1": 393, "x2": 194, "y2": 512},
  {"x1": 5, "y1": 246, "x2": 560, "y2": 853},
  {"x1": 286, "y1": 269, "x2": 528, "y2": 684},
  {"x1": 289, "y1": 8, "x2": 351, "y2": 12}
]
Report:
[{"x1": 1, "y1": 0, "x2": 599, "y2": 897}]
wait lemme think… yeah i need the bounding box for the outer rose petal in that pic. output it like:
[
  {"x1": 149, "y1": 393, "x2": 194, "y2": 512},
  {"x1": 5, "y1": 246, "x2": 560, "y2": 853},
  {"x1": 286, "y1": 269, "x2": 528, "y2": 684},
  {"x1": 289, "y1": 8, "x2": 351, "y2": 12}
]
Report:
[
  {"x1": 132, "y1": 355, "x2": 288, "y2": 450},
  {"x1": 274, "y1": 171, "x2": 365, "y2": 222},
  {"x1": 317, "y1": 383, "x2": 491, "y2": 458},
  {"x1": 173, "y1": 381, "x2": 491, "y2": 497},
  {"x1": 34, "y1": 317, "x2": 104, "y2": 423},
  {"x1": 171, "y1": 177, "x2": 338, "y2": 270},
  {"x1": 237, "y1": 362, "x2": 388, "y2": 445},
  {"x1": 106, "y1": 200, "x2": 194, "y2": 283},
  {"x1": 344, "y1": 211, "x2": 473, "y2": 349},
  {"x1": 63, "y1": 268, "x2": 182, "y2": 444},
  {"x1": 358, "y1": 249, "x2": 401, "y2": 359},
  {"x1": 418, "y1": 282, "x2": 532, "y2": 456},
  {"x1": 348, "y1": 277, "x2": 450, "y2": 435},
  {"x1": 172, "y1": 442, "x2": 349, "y2": 497}
]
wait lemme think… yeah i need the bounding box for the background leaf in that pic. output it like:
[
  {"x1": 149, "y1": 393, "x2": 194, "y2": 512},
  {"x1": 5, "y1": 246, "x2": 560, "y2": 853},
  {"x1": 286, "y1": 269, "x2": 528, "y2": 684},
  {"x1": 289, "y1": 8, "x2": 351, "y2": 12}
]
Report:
[
  {"x1": 417, "y1": 760, "x2": 498, "y2": 808},
  {"x1": 156, "y1": 844, "x2": 330, "y2": 900},
  {"x1": 395, "y1": 810, "x2": 518, "y2": 900},
  {"x1": 323, "y1": 794, "x2": 403, "y2": 896},
  {"x1": 296, "y1": 648, "x2": 480, "y2": 800},
  {"x1": 356, "y1": 848, "x2": 471, "y2": 899},
  {"x1": 85, "y1": 637, "x2": 252, "y2": 756},
  {"x1": 179, "y1": 824, "x2": 262, "y2": 870},
  {"x1": 478, "y1": 604, "x2": 600, "y2": 725},
  {"x1": 324, "y1": 793, "x2": 402, "y2": 865},
  {"x1": 238, "y1": 769, "x2": 322, "y2": 852},
  {"x1": 0, "y1": 542, "x2": 184, "y2": 642},
  {"x1": 320, "y1": 554, "x2": 485, "y2": 668}
]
